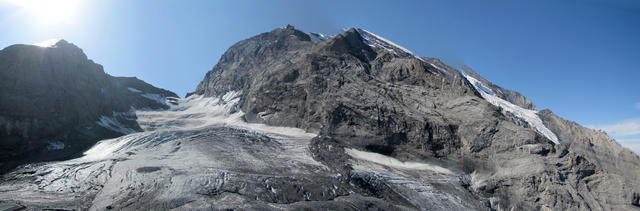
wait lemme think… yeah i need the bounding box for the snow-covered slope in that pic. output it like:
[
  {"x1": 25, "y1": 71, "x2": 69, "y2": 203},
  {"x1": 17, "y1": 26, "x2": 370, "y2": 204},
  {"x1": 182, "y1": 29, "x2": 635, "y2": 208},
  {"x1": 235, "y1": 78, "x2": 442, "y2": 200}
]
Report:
[
  {"x1": 0, "y1": 93, "x2": 333, "y2": 209},
  {"x1": 0, "y1": 92, "x2": 485, "y2": 210},
  {"x1": 462, "y1": 73, "x2": 560, "y2": 144},
  {"x1": 308, "y1": 32, "x2": 332, "y2": 42},
  {"x1": 356, "y1": 29, "x2": 415, "y2": 58}
]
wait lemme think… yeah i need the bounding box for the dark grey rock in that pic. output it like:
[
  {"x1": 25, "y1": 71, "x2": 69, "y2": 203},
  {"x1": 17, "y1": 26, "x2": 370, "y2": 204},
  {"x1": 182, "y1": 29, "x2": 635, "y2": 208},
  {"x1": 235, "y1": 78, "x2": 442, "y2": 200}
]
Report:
[{"x1": 0, "y1": 40, "x2": 177, "y2": 173}]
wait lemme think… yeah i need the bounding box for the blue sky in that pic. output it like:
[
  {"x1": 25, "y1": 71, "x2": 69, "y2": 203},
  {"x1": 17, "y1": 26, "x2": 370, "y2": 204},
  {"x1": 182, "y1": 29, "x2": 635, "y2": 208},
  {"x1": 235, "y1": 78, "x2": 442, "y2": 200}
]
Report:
[{"x1": 1, "y1": 0, "x2": 639, "y2": 152}]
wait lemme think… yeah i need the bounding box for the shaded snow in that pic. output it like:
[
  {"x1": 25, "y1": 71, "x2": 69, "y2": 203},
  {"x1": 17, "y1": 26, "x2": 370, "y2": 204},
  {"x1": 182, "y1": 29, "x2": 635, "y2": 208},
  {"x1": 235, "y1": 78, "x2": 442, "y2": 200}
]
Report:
[
  {"x1": 308, "y1": 32, "x2": 332, "y2": 42},
  {"x1": 141, "y1": 93, "x2": 166, "y2": 105},
  {"x1": 463, "y1": 74, "x2": 560, "y2": 144},
  {"x1": 345, "y1": 148, "x2": 453, "y2": 174},
  {"x1": 127, "y1": 87, "x2": 142, "y2": 93},
  {"x1": 46, "y1": 140, "x2": 65, "y2": 150},
  {"x1": 96, "y1": 108, "x2": 138, "y2": 135},
  {"x1": 96, "y1": 115, "x2": 136, "y2": 134}
]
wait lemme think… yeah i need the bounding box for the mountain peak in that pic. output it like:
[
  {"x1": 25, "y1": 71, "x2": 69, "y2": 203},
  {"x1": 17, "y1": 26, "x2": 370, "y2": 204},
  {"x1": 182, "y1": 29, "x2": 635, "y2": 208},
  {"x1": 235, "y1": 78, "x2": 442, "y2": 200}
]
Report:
[{"x1": 32, "y1": 39, "x2": 73, "y2": 48}]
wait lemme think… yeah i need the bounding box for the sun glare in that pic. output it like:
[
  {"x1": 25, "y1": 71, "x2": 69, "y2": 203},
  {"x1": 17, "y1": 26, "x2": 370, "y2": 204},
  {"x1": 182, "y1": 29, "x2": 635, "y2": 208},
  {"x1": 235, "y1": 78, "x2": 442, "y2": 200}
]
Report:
[{"x1": 7, "y1": 0, "x2": 79, "y2": 24}]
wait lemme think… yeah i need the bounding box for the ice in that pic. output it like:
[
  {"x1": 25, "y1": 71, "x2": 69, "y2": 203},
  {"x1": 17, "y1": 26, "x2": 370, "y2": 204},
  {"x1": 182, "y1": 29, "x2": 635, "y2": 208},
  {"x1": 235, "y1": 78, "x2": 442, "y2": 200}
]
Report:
[
  {"x1": 462, "y1": 74, "x2": 560, "y2": 144},
  {"x1": 345, "y1": 148, "x2": 453, "y2": 174}
]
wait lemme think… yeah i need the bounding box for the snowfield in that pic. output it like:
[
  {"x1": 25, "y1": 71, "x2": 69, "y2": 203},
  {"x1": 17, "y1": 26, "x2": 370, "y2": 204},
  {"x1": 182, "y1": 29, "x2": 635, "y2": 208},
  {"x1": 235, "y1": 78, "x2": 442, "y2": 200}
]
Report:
[{"x1": 462, "y1": 74, "x2": 560, "y2": 144}]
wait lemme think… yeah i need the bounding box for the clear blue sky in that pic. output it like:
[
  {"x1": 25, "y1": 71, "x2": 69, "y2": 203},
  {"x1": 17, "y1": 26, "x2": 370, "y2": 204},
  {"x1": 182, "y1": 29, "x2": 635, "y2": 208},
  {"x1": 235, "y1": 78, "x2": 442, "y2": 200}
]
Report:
[{"x1": 1, "y1": 0, "x2": 639, "y2": 152}]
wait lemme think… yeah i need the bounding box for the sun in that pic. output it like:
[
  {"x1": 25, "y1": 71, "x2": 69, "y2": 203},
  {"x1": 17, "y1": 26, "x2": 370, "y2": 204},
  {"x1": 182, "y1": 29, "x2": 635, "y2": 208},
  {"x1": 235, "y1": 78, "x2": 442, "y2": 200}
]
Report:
[{"x1": 6, "y1": 0, "x2": 79, "y2": 24}]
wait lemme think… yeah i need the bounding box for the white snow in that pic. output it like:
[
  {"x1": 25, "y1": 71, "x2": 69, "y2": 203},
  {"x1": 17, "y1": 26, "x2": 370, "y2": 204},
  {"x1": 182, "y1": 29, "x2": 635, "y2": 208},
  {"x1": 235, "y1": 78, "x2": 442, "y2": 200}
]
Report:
[
  {"x1": 357, "y1": 29, "x2": 414, "y2": 55},
  {"x1": 80, "y1": 91, "x2": 318, "y2": 162},
  {"x1": 345, "y1": 148, "x2": 454, "y2": 174},
  {"x1": 80, "y1": 132, "x2": 149, "y2": 161},
  {"x1": 127, "y1": 87, "x2": 142, "y2": 93},
  {"x1": 135, "y1": 91, "x2": 316, "y2": 139},
  {"x1": 33, "y1": 39, "x2": 61, "y2": 48},
  {"x1": 356, "y1": 29, "x2": 432, "y2": 65},
  {"x1": 462, "y1": 74, "x2": 560, "y2": 144}
]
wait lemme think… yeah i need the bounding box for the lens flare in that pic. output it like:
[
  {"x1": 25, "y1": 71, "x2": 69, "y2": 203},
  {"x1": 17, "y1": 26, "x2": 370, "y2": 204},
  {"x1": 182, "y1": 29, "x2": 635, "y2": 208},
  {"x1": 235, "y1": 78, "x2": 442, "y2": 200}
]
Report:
[{"x1": 6, "y1": 0, "x2": 79, "y2": 24}]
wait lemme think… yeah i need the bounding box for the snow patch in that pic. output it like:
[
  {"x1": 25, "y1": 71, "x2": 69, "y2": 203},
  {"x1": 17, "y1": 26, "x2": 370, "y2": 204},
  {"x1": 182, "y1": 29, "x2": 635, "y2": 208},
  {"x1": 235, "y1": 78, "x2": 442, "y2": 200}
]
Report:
[
  {"x1": 96, "y1": 108, "x2": 138, "y2": 135},
  {"x1": 427, "y1": 63, "x2": 451, "y2": 75},
  {"x1": 97, "y1": 116, "x2": 136, "y2": 134},
  {"x1": 356, "y1": 29, "x2": 431, "y2": 65},
  {"x1": 345, "y1": 148, "x2": 454, "y2": 174},
  {"x1": 357, "y1": 29, "x2": 414, "y2": 55},
  {"x1": 127, "y1": 87, "x2": 142, "y2": 93},
  {"x1": 462, "y1": 74, "x2": 560, "y2": 144},
  {"x1": 141, "y1": 93, "x2": 166, "y2": 105},
  {"x1": 308, "y1": 32, "x2": 332, "y2": 42}
]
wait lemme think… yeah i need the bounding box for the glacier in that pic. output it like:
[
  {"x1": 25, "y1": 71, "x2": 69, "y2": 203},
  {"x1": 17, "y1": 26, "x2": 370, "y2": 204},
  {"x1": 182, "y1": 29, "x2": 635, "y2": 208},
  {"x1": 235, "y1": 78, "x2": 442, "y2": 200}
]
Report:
[{"x1": 462, "y1": 73, "x2": 560, "y2": 144}]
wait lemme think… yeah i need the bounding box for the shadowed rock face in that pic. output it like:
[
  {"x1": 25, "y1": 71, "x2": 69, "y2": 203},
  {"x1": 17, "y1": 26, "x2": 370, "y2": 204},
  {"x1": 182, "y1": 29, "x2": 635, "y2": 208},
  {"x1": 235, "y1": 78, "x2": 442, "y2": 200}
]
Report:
[{"x1": 0, "y1": 40, "x2": 177, "y2": 173}]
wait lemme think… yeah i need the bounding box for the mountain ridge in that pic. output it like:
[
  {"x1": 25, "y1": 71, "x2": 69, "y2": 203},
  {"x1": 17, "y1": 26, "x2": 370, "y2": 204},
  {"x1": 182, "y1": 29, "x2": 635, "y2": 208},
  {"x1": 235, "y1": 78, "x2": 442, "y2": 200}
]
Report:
[{"x1": 0, "y1": 26, "x2": 638, "y2": 210}]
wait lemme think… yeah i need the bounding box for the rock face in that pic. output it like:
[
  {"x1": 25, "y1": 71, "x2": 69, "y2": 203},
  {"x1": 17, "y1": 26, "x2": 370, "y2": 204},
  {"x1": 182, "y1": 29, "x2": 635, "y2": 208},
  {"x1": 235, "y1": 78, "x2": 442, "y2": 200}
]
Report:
[
  {"x1": 0, "y1": 40, "x2": 177, "y2": 173},
  {"x1": 1, "y1": 26, "x2": 639, "y2": 210},
  {"x1": 188, "y1": 26, "x2": 640, "y2": 210}
]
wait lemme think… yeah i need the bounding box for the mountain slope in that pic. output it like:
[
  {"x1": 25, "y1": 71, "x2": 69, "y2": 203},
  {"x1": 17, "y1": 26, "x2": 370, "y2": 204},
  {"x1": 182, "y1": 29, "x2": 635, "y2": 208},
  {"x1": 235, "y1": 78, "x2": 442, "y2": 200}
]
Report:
[
  {"x1": 0, "y1": 27, "x2": 639, "y2": 210},
  {"x1": 0, "y1": 40, "x2": 178, "y2": 173},
  {"x1": 189, "y1": 25, "x2": 640, "y2": 210}
]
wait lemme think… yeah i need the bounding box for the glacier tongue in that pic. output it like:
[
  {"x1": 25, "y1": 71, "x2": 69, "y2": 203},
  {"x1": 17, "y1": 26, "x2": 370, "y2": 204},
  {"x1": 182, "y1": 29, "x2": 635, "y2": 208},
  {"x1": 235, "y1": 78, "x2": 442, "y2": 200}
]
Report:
[{"x1": 462, "y1": 74, "x2": 560, "y2": 144}]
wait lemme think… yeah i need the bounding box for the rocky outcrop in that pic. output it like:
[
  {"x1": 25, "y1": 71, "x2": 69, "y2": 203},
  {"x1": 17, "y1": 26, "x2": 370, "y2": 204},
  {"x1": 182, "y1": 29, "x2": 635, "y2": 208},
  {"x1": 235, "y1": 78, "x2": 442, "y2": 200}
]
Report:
[
  {"x1": 539, "y1": 109, "x2": 640, "y2": 208},
  {"x1": 0, "y1": 40, "x2": 177, "y2": 173}
]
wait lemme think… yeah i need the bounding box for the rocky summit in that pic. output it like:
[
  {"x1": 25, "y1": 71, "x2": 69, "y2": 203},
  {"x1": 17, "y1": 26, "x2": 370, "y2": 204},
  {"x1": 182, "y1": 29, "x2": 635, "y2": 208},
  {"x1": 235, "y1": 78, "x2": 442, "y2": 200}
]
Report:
[{"x1": 0, "y1": 26, "x2": 639, "y2": 210}]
